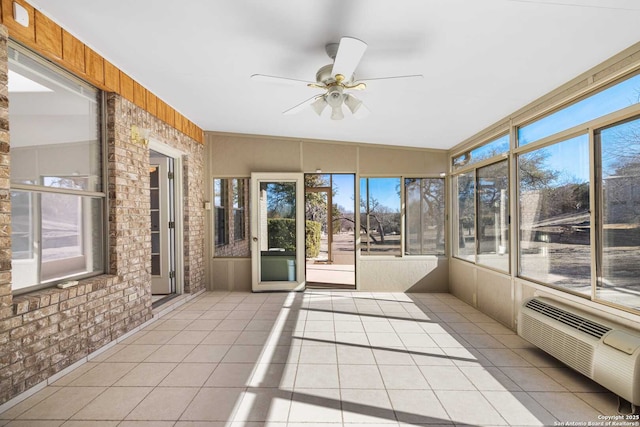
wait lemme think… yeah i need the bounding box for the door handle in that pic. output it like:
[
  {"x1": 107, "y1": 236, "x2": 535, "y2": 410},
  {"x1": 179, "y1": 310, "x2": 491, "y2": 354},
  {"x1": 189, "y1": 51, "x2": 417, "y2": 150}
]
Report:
[{"x1": 252, "y1": 236, "x2": 258, "y2": 242}]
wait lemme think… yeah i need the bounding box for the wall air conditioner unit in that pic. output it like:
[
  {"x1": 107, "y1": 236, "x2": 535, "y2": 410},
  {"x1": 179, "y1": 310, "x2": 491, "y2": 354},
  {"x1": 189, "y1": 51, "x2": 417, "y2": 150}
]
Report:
[{"x1": 518, "y1": 297, "x2": 640, "y2": 407}]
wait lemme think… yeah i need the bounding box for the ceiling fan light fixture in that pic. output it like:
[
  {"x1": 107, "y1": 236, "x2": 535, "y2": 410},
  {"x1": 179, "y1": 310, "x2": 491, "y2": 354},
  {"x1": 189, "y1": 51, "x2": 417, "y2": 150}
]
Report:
[
  {"x1": 311, "y1": 96, "x2": 328, "y2": 116},
  {"x1": 326, "y1": 86, "x2": 344, "y2": 108},
  {"x1": 331, "y1": 105, "x2": 344, "y2": 120},
  {"x1": 344, "y1": 94, "x2": 362, "y2": 114},
  {"x1": 345, "y1": 94, "x2": 369, "y2": 119}
]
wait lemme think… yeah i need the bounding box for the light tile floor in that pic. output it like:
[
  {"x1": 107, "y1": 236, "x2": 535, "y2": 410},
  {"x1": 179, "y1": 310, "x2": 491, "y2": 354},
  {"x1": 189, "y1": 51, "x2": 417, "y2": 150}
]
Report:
[{"x1": 0, "y1": 291, "x2": 628, "y2": 426}]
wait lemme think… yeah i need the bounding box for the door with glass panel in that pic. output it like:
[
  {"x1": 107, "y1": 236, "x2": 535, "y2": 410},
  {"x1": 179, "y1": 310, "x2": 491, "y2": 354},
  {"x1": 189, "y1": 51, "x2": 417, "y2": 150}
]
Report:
[
  {"x1": 150, "y1": 152, "x2": 176, "y2": 294},
  {"x1": 251, "y1": 173, "x2": 305, "y2": 291}
]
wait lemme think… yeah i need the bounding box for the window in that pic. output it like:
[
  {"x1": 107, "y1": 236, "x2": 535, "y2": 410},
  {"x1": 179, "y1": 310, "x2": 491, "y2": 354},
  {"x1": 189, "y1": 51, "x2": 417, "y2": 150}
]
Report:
[
  {"x1": 518, "y1": 73, "x2": 640, "y2": 146},
  {"x1": 452, "y1": 135, "x2": 511, "y2": 267},
  {"x1": 452, "y1": 157, "x2": 510, "y2": 272},
  {"x1": 405, "y1": 178, "x2": 445, "y2": 255},
  {"x1": 214, "y1": 178, "x2": 250, "y2": 257},
  {"x1": 477, "y1": 161, "x2": 509, "y2": 271},
  {"x1": 9, "y1": 43, "x2": 104, "y2": 293},
  {"x1": 360, "y1": 178, "x2": 401, "y2": 256},
  {"x1": 518, "y1": 134, "x2": 591, "y2": 294},
  {"x1": 453, "y1": 134, "x2": 509, "y2": 170},
  {"x1": 233, "y1": 179, "x2": 246, "y2": 241},
  {"x1": 596, "y1": 116, "x2": 640, "y2": 311},
  {"x1": 453, "y1": 172, "x2": 475, "y2": 262},
  {"x1": 214, "y1": 179, "x2": 228, "y2": 246}
]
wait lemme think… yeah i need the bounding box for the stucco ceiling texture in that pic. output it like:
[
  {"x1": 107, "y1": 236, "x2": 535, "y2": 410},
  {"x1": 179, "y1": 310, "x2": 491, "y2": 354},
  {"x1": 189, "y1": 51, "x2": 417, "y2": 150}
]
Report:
[{"x1": 27, "y1": 0, "x2": 640, "y2": 149}]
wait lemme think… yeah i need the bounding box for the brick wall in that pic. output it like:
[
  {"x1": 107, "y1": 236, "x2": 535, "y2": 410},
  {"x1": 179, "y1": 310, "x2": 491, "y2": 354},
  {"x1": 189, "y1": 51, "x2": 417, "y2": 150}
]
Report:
[
  {"x1": 107, "y1": 93, "x2": 206, "y2": 293},
  {"x1": 0, "y1": 26, "x2": 206, "y2": 405}
]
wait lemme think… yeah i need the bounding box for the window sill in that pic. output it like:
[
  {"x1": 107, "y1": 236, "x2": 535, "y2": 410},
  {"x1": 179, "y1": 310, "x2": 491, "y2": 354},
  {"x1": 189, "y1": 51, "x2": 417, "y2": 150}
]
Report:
[{"x1": 12, "y1": 274, "x2": 119, "y2": 316}]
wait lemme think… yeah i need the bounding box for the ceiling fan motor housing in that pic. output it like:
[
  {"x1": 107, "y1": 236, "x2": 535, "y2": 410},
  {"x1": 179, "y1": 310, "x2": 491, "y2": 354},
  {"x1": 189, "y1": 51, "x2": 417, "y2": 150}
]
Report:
[{"x1": 316, "y1": 64, "x2": 353, "y2": 85}]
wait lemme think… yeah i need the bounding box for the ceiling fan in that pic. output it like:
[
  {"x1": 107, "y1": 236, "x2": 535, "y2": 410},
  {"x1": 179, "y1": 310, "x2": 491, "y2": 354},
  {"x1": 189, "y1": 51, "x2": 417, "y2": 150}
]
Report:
[{"x1": 251, "y1": 37, "x2": 423, "y2": 120}]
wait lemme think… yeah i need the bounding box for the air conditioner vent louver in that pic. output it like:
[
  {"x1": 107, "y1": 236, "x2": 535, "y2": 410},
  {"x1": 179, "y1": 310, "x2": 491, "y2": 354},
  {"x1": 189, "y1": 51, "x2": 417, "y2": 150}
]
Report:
[
  {"x1": 518, "y1": 297, "x2": 640, "y2": 406},
  {"x1": 524, "y1": 298, "x2": 611, "y2": 339}
]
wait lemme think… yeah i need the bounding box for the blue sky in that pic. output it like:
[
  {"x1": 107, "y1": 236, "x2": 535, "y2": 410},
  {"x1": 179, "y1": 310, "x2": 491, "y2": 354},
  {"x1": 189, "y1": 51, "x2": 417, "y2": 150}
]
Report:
[
  {"x1": 539, "y1": 134, "x2": 590, "y2": 184},
  {"x1": 517, "y1": 74, "x2": 640, "y2": 184},
  {"x1": 360, "y1": 177, "x2": 401, "y2": 212},
  {"x1": 331, "y1": 174, "x2": 356, "y2": 212},
  {"x1": 519, "y1": 74, "x2": 640, "y2": 145}
]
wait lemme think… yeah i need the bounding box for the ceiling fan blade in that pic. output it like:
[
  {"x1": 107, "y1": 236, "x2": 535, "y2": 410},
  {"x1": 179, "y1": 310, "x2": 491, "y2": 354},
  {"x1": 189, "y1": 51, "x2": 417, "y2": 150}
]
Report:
[
  {"x1": 251, "y1": 74, "x2": 316, "y2": 87},
  {"x1": 331, "y1": 37, "x2": 367, "y2": 80},
  {"x1": 357, "y1": 74, "x2": 424, "y2": 83},
  {"x1": 283, "y1": 95, "x2": 323, "y2": 115}
]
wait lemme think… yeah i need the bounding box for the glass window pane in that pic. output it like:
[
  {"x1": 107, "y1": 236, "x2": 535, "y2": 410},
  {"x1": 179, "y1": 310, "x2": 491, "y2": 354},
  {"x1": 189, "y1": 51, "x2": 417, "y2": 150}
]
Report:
[
  {"x1": 151, "y1": 232, "x2": 160, "y2": 254},
  {"x1": 8, "y1": 46, "x2": 101, "y2": 191},
  {"x1": 453, "y1": 172, "x2": 475, "y2": 261},
  {"x1": 453, "y1": 134, "x2": 509, "y2": 170},
  {"x1": 360, "y1": 178, "x2": 401, "y2": 256},
  {"x1": 405, "y1": 178, "x2": 445, "y2": 255},
  {"x1": 477, "y1": 161, "x2": 509, "y2": 271},
  {"x1": 233, "y1": 179, "x2": 244, "y2": 209},
  {"x1": 261, "y1": 181, "x2": 297, "y2": 281},
  {"x1": 41, "y1": 192, "x2": 82, "y2": 262},
  {"x1": 215, "y1": 207, "x2": 227, "y2": 246},
  {"x1": 151, "y1": 255, "x2": 161, "y2": 276},
  {"x1": 214, "y1": 178, "x2": 228, "y2": 246},
  {"x1": 150, "y1": 165, "x2": 159, "y2": 188},
  {"x1": 11, "y1": 192, "x2": 104, "y2": 291},
  {"x1": 518, "y1": 134, "x2": 591, "y2": 294},
  {"x1": 232, "y1": 179, "x2": 246, "y2": 241},
  {"x1": 214, "y1": 178, "x2": 250, "y2": 256},
  {"x1": 11, "y1": 191, "x2": 34, "y2": 261},
  {"x1": 518, "y1": 73, "x2": 640, "y2": 146},
  {"x1": 234, "y1": 209, "x2": 245, "y2": 241},
  {"x1": 214, "y1": 178, "x2": 226, "y2": 208},
  {"x1": 597, "y1": 116, "x2": 640, "y2": 311}
]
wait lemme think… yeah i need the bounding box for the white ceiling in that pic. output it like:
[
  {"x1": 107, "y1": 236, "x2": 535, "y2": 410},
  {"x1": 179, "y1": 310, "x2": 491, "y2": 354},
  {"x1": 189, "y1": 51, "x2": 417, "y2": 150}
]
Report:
[{"x1": 27, "y1": 0, "x2": 640, "y2": 150}]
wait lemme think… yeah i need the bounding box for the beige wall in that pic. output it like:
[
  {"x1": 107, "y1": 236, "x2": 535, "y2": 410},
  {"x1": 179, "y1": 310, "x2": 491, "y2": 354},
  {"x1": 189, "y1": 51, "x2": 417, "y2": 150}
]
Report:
[
  {"x1": 206, "y1": 132, "x2": 449, "y2": 292},
  {"x1": 449, "y1": 257, "x2": 640, "y2": 332}
]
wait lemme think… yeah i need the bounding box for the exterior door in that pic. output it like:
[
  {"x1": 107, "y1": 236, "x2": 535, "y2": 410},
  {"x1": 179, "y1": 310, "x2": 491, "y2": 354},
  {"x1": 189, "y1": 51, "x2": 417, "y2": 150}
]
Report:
[
  {"x1": 251, "y1": 172, "x2": 305, "y2": 291},
  {"x1": 150, "y1": 153, "x2": 176, "y2": 294}
]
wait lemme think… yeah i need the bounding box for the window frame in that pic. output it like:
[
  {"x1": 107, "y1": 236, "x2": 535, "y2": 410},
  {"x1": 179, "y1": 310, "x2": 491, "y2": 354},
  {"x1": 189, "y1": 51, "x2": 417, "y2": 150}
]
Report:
[
  {"x1": 451, "y1": 133, "x2": 511, "y2": 273},
  {"x1": 214, "y1": 178, "x2": 229, "y2": 247},
  {"x1": 232, "y1": 178, "x2": 246, "y2": 242},
  {"x1": 517, "y1": 71, "x2": 640, "y2": 147},
  {"x1": 359, "y1": 176, "x2": 403, "y2": 257},
  {"x1": 476, "y1": 159, "x2": 510, "y2": 272},
  {"x1": 8, "y1": 41, "x2": 107, "y2": 295},
  {"x1": 213, "y1": 177, "x2": 250, "y2": 257},
  {"x1": 515, "y1": 132, "x2": 591, "y2": 294},
  {"x1": 593, "y1": 113, "x2": 640, "y2": 312},
  {"x1": 404, "y1": 177, "x2": 446, "y2": 256}
]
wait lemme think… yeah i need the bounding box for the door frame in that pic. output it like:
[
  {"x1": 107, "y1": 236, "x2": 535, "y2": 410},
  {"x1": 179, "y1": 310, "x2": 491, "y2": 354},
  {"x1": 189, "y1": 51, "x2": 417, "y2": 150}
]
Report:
[
  {"x1": 251, "y1": 172, "x2": 305, "y2": 292},
  {"x1": 150, "y1": 155, "x2": 172, "y2": 293},
  {"x1": 149, "y1": 139, "x2": 185, "y2": 296}
]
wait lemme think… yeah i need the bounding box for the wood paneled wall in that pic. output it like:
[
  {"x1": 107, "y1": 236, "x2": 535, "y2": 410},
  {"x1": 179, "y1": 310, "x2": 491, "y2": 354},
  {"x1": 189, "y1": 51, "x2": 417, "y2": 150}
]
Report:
[{"x1": 0, "y1": 0, "x2": 204, "y2": 143}]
